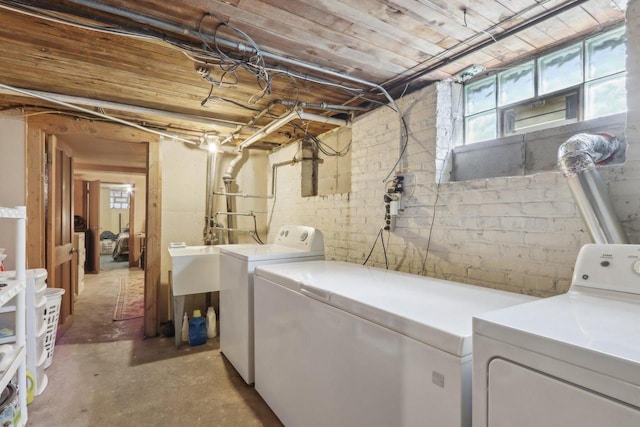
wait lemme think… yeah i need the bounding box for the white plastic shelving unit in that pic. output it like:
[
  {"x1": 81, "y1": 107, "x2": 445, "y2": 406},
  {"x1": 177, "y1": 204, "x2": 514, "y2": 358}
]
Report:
[
  {"x1": 0, "y1": 206, "x2": 28, "y2": 426},
  {"x1": 26, "y1": 268, "x2": 48, "y2": 396}
]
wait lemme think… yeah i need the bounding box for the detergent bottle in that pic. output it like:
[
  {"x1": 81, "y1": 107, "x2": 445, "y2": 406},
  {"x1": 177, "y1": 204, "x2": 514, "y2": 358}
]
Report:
[
  {"x1": 189, "y1": 310, "x2": 207, "y2": 346},
  {"x1": 181, "y1": 313, "x2": 189, "y2": 343},
  {"x1": 206, "y1": 306, "x2": 217, "y2": 338}
]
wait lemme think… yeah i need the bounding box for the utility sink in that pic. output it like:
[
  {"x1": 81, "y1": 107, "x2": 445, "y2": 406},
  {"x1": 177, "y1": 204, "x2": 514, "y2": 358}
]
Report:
[{"x1": 168, "y1": 245, "x2": 220, "y2": 296}]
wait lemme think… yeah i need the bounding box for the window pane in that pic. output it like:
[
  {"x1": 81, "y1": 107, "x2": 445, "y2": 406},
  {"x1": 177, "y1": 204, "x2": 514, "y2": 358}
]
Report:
[
  {"x1": 586, "y1": 27, "x2": 626, "y2": 80},
  {"x1": 498, "y1": 62, "x2": 534, "y2": 106},
  {"x1": 584, "y1": 73, "x2": 627, "y2": 119},
  {"x1": 465, "y1": 110, "x2": 496, "y2": 143},
  {"x1": 503, "y1": 92, "x2": 577, "y2": 135},
  {"x1": 465, "y1": 76, "x2": 496, "y2": 115},
  {"x1": 538, "y1": 43, "x2": 583, "y2": 95}
]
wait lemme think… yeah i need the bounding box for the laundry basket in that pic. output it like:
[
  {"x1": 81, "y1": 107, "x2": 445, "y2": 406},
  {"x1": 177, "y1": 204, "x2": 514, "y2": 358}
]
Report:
[{"x1": 43, "y1": 288, "x2": 65, "y2": 369}]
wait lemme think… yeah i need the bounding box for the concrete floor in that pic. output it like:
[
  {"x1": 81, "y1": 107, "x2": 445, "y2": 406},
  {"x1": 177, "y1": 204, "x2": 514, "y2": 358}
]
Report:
[{"x1": 28, "y1": 267, "x2": 283, "y2": 427}]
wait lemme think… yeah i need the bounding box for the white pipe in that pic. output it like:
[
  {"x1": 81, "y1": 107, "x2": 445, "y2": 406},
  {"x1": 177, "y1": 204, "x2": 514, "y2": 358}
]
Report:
[
  {"x1": 299, "y1": 111, "x2": 350, "y2": 127},
  {"x1": 0, "y1": 86, "x2": 242, "y2": 129},
  {"x1": 224, "y1": 109, "x2": 301, "y2": 179},
  {"x1": 0, "y1": 82, "x2": 211, "y2": 145},
  {"x1": 238, "y1": 109, "x2": 300, "y2": 150},
  {"x1": 223, "y1": 108, "x2": 349, "y2": 180}
]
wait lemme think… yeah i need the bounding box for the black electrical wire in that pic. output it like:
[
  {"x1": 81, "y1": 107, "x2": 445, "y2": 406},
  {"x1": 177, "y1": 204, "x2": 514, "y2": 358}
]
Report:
[
  {"x1": 362, "y1": 227, "x2": 389, "y2": 269},
  {"x1": 381, "y1": 114, "x2": 409, "y2": 183},
  {"x1": 251, "y1": 214, "x2": 265, "y2": 245},
  {"x1": 290, "y1": 123, "x2": 351, "y2": 157},
  {"x1": 420, "y1": 86, "x2": 463, "y2": 276},
  {"x1": 380, "y1": 229, "x2": 389, "y2": 269}
]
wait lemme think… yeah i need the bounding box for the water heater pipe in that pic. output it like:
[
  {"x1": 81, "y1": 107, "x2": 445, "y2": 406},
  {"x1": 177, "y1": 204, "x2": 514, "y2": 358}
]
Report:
[{"x1": 558, "y1": 133, "x2": 628, "y2": 244}]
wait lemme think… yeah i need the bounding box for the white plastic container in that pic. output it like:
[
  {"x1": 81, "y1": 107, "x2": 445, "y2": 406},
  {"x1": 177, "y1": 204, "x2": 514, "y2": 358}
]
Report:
[
  {"x1": 180, "y1": 313, "x2": 189, "y2": 343},
  {"x1": 206, "y1": 307, "x2": 217, "y2": 338}
]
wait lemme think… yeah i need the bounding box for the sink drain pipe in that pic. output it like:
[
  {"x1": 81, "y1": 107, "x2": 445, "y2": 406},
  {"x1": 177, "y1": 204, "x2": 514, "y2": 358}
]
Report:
[{"x1": 558, "y1": 133, "x2": 628, "y2": 244}]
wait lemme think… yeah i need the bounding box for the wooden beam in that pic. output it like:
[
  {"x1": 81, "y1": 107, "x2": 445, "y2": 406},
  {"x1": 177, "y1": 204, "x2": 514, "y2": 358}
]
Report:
[
  {"x1": 74, "y1": 163, "x2": 147, "y2": 174},
  {"x1": 28, "y1": 115, "x2": 152, "y2": 142},
  {"x1": 144, "y1": 139, "x2": 161, "y2": 338},
  {"x1": 25, "y1": 126, "x2": 46, "y2": 268}
]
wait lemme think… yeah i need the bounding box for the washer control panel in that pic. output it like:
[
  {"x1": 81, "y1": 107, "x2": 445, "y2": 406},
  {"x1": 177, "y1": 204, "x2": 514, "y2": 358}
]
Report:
[
  {"x1": 273, "y1": 225, "x2": 324, "y2": 252},
  {"x1": 572, "y1": 244, "x2": 640, "y2": 294}
]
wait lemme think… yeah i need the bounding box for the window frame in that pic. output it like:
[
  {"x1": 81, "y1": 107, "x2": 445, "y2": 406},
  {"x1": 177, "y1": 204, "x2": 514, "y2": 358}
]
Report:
[
  {"x1": 109, "y1": 188, "x2": 130, "y2": 209},
  {"x1": 463, "y1": 25, "x2": 626, "y2": 145}
]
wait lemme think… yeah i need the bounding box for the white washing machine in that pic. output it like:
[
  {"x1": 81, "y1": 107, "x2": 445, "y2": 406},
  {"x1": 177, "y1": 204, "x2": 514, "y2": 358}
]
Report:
[
  {"x1": 253, "y1": 261, "x2": 536, "y2": 427},
  {"x1": 473, "y1": 244, "x2": 640, "y2": 427},
  {"x1": 218, "y1": 225, "x2": 324, "y2": 384}
]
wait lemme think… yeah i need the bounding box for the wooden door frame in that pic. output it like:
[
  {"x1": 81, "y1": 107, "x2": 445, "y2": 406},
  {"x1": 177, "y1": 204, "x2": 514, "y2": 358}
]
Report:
[
  {"x1": 26, "y1": 116, "x2": 161, "y2": 337},
  {"x1": 87, "y1": 180, "x2": 101, "y2": 274},
  {"x1": 46, "y1": 135, "x2": 76, "y2": 335}
]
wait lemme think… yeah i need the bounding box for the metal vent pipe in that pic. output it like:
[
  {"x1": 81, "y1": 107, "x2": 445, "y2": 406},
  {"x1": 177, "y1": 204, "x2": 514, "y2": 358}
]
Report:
[{"x1": 558, "y1": 133, "x2": 628, "y2": 244}]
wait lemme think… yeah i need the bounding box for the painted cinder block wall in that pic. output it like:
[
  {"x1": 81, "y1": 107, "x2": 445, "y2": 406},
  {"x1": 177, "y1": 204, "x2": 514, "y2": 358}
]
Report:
[{"x1": 268, "y1": 6, "x2": 639, "y2": 298}]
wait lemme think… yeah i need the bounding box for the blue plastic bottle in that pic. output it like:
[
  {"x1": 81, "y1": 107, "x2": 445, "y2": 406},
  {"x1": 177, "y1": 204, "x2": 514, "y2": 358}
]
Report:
[{"x1": 188, "y1": 310, "x2": 207, "y2": 346}]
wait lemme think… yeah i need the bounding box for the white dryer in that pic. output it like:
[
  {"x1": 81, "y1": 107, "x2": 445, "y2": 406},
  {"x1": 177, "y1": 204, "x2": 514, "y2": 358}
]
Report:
[
  {"x1": 218, "y1": 225, "x2": 324, "y2": 384},
  {"x1": 473, "y1": 244, "x2": 640, "y2": 427},
  {"x1": 253, "y1": 261, "x2": 536, "y2": 427}
]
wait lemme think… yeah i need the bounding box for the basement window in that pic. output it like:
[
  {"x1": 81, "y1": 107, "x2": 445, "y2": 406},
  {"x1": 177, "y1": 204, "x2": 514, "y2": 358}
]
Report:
[
  {"x1": 450, "y1": 26, "x2": 627, "y2": 182},
  {"x1": 110, "y1": 189, "x2": 130, "y2": 209},
  {"x1": 463, "y1": 26, "x2": 626, "y2": 145}
]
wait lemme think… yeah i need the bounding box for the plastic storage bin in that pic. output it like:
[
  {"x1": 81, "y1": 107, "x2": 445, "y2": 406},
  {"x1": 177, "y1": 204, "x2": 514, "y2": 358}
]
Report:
[{"x1": 43, "y1": 288, "x2": 64, "y2": 369}]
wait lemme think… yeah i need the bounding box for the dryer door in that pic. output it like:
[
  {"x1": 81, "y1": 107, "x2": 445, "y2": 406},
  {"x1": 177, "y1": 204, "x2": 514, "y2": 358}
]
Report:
[{"x1": 487, "y1": 359, "x2": 640, "y2": 427}]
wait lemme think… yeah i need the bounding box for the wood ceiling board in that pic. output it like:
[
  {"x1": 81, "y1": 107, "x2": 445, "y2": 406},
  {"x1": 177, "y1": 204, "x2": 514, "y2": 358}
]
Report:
[
  {"x1": 555, "y1": 6, "x2": 601, "y2": 31},
  {"x1": 0, "y1": 12, "x2": 192, "y2": 79},
  {"x1": 231, "y1": 0, "x2": 426, "y2": 69},
  {"x1": 515, "y1": 26, "x2": 558, "y2": 49},
  {"x1": 196, "y1": 0, "x2": 422, "y2": 79},
  {"x1": 278, "y1": 0, "x2": 439, "y2": 58},
  {"x1": 209, "y1": 16, "x2": 407, "y2": 80},
  {"x1": 363, "y1": 0, "x2": 475, "y2": 44},
  {"x1": 57, "y1": 135, "x2": 147, "y2": 168},
  {"x1": 254, "y1": 0, "x2": 355, "y2": 33},
  {"x1": 580, "y1": 0, "x2": 627, "y2": 22},
  {"x1": 496, "y1": 0, "x2": 551, "y2": 13}
]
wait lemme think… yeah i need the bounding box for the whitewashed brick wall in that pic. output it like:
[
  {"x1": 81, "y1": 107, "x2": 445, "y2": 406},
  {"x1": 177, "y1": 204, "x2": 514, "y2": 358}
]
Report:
[{"x1": 267, "y1": 5, "x2": 640, "y2": 297}]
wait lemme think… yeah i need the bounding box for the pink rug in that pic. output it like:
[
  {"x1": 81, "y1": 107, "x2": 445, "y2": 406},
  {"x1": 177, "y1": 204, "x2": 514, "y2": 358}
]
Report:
[{"x1": 113, "y1": 276, "x2": 144, "y2": 321}]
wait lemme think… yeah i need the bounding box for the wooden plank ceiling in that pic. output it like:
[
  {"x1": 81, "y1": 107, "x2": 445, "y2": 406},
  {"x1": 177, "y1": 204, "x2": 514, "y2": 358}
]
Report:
[{"x1": 0, "y1": 0, "x2": 626, "y2": 159}]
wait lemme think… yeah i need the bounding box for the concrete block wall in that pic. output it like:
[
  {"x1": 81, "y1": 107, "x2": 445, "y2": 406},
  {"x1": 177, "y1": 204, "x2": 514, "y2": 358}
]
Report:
[{"x1": 267, "y1": 8, "x2": 640, "y2": 297}]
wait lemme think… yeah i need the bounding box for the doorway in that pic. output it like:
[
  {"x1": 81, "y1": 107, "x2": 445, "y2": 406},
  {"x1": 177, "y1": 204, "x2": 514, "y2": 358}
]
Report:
[
  {"x1": 26, "y1": 115, "x2": 162, "y2": 337},
  {"x1": 98, "y1": 183, "x2": 138, "y2": 271}
]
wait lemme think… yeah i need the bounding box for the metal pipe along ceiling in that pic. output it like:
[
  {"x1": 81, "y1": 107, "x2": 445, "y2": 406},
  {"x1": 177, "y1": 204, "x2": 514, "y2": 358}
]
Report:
[{"x1": 558, "y1": 133, "x2": 629, "y2": 244}]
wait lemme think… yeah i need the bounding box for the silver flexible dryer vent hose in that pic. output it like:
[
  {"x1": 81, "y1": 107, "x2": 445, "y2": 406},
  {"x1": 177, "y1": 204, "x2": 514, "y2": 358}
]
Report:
[{"x1": 558, "y1": 133, "x2": 628, "y2": 244}]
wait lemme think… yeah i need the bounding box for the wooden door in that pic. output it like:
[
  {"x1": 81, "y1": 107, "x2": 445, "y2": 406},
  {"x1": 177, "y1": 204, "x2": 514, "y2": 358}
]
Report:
[
  {"x1": 46, "y1": 135, "x2": 75, "y2": 337},
  {"x1": 87, "y1": 180, "x2": 100, "y2": 273}
]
